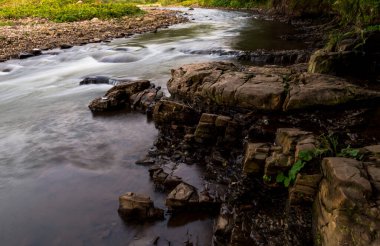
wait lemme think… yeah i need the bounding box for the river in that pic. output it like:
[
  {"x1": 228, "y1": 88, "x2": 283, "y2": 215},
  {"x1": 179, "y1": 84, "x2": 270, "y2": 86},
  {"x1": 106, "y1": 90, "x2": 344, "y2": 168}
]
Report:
[{"x1": 0, "y1": 8, "x2": 304, "y2": 246}]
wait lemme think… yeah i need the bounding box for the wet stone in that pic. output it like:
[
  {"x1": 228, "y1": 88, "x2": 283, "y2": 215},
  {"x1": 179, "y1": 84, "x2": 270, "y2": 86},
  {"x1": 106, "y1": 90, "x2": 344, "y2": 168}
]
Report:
[
  {"x1": 163, "y1": 175, "x2": 183, "y2": 190},
  {"x1": 148, "y1": 165, "x2": 162, "y2": 177},
  {"x1": 166, "y1": 182, "x2": 196, "y2": 209},
  {"x1": 135, "y1": 157, "x2": 155, "y2": 165},
  {"x1": 152, "y1": 169, "x2": 169, "y2": 184},
  {"x1": 118, "y1": 192, "x2": 164, "y2": 221},
  {"x1": 19, "y1": 52, "x2": 34, "y2": 59},
  {"x1": 79, "y1": 75, "x2": 110, "y2": 85}
]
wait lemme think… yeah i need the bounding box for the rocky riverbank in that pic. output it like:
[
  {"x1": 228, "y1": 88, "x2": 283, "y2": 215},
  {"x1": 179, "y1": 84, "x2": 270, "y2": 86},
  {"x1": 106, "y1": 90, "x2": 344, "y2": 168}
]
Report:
[
  {"x1": 85, "y1": 57, "x2": 380, "y2": 245},
  {"x1": 0, "y1": 8, "x2": 187, "y2": 62},
  {"x1": 81, "y1": 17, "x2": 378, "y2": 246},
  {"x1": 79, "y1": 7, "x2": 380, "y2": 246}
]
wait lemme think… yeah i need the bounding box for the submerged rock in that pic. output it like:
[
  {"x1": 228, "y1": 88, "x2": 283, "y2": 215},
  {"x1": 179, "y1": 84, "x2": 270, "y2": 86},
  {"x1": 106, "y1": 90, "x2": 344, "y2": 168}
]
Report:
[
  {"x1": 118, "y1": 192, "x2": 164, "y2": 221},
  {"x1": 100, "y1": 53, "x2": 140, "y2": 63},
  {"x1": 79, "y1": 76, "x2": 112, "y2": 85}
]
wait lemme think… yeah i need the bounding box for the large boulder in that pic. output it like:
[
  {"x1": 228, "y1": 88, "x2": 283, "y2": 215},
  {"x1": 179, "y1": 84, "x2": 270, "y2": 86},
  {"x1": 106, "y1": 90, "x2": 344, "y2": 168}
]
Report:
[
  {"x1": 118, "y1": 192, "x2": 164, "y2": 221},
  {"x1": 313, "y1": 157, "x2": 380, "y2": 246}
]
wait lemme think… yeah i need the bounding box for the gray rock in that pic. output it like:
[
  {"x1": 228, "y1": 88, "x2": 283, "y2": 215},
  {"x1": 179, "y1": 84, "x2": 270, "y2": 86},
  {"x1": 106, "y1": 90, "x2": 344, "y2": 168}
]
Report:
[{"x1": 80, "y1": 76, "x2": 110, "y2": 85}]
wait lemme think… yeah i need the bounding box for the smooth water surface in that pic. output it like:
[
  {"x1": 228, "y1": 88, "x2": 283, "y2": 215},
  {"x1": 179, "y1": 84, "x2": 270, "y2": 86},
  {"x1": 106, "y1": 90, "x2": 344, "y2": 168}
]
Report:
[{"x1": 0, "y1": 8, "x2": 304, "y2": 246}]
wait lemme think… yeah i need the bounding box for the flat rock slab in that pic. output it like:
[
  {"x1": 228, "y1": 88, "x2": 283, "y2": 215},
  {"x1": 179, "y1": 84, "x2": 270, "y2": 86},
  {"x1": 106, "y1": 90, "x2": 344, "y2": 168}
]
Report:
[
  {"x1": 167, "y1": 62, "x2": 380, "y2": 112},
  {"x1": 284, "y1": 73, "x2": 380, "y2": 110}
]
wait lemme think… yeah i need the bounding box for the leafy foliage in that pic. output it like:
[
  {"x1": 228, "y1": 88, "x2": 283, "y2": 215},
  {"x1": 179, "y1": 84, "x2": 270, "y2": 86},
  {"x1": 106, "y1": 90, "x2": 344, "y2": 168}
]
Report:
[
  {"x1": 276, "y1": 150, "x2": 313, "y2": 187},
  {"x1": 0, "y1": 0, "x2": 142, "y2": 22},
  {"x1": 275, "y1": 133, "x2": 362, "y2": 187},
  {"x1": 332, "y1": 0, "x2": 380, "y2": 26}
]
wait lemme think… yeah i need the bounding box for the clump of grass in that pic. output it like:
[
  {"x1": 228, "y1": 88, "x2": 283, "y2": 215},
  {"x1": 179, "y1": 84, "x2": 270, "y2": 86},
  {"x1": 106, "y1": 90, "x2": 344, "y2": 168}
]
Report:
[
  {"x1": 0, "y1": 20, "x2": 14, "y2": 26},
  {"x1": 0, "y1": 0, "x2": 143, "y2": 22},
  {"x1": 365, "y1": 24, "x2": 380, "y2": 32}
]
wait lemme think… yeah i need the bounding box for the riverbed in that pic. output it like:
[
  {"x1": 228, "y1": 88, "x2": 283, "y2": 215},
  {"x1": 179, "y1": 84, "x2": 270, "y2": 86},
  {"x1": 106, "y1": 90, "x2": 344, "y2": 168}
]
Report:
[{"x1": 0, "y1": 8, "x2": 304, "y2": 245}]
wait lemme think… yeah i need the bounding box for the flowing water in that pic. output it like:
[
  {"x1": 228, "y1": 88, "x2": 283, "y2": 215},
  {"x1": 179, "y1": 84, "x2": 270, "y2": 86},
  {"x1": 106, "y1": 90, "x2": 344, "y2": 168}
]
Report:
[{"x1": 0, "y1": 8, "x2": 304, "y2": 246}]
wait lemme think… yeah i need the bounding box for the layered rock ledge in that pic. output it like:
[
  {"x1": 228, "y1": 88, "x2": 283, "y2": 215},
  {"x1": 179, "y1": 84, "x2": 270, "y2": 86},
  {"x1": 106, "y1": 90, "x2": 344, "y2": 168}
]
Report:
[{"x1": 168, "y1": 62, "x2": 380, "y2": 112}]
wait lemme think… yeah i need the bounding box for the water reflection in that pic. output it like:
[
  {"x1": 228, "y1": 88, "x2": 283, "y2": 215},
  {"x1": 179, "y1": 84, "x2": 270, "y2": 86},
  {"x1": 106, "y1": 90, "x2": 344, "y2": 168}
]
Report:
[{"x1": 232, "y1": 18, "x2": 306, "y2": 51}]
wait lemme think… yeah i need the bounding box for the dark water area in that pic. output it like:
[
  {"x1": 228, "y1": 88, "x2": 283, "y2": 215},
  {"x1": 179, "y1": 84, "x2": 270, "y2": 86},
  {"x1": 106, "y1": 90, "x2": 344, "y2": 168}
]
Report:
[
  {"x1": 231, "y1": 18, "x2": 306, "y2": 51},
  {"x1": 0, "y1": 8, "x2": 305, "y2": 246}
]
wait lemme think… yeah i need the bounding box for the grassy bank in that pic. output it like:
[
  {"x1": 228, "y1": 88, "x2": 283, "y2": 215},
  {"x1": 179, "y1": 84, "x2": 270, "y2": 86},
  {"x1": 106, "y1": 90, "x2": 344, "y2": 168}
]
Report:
[{"x1": 0, "y1": 0, "x2": 143, "y2": 22}]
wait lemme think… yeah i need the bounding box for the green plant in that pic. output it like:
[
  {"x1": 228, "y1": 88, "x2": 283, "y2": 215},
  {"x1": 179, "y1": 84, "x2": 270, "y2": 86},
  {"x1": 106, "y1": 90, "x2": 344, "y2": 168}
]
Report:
[
  {"x1": 365, "y1": 24, "x2": 380, "y2": 31},
  {"x1": 275, "y1": 134, "x2": 361, "y2": 187},
  {"x1": 325, "y1": 32, "x2": 344, "y2": 51},
  {"x1": 276, "y1": 150, "x2": 314, "y2": 187},
  {"x1": 338, "y1": 145, "x2": 362, "y2": 159},
  {"x1": 263, "y1": 174, "x2": 272, "y2": 182},
  {"x1": 319, "y1": 133, "x2": 339, "y2": 156}
]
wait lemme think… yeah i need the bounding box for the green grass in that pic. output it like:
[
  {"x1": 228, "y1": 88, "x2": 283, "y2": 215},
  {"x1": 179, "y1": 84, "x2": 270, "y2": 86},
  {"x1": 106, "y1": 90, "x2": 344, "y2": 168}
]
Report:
[
  {"x1": 365, "y1": 24, "x2": 380, "y2": 31},
  {"x1": 0, "y1": 20, "x2": 14, "y2": 26},
  {"x1": 0, "y1": 0, "x2": 143, "y2": 22}
]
